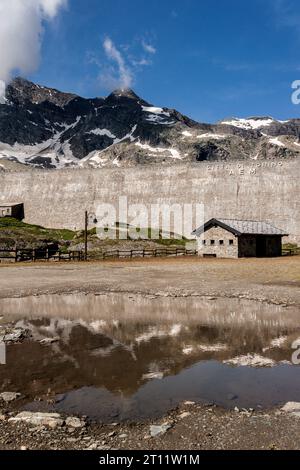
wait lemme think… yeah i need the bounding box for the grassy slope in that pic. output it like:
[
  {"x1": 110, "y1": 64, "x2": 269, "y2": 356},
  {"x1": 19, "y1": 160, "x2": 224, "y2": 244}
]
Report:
[{"x1": 0, "y1": 218, "x2": 188, "y2": 251}]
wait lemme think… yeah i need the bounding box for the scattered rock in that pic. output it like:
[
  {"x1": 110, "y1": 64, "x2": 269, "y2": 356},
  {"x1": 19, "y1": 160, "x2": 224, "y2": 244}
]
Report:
[
  {"x1": 150, "y1": 423, "x2": 172, "y2": 438},
  {"x1": 3, "y1": 329, "x2": 26, "y2": 343},
  {"x1": 9, "y1": 412, "x2": 64, "y2": 429},
  {"x1": 40, "y1": 337, "x2": 60, "y2": 345},
  {"x1": 108, "y1": 431, "x2": 116, "y2": 438},
  {"x1": 142, "y1": 372, "x2": 164, "y2": 380},
  {"x1": 184, "y1": 401, "x2": 195, "y2": 406},
  {"x1": 0, "y1": 392, "x2": 21, "y2": 403},
  {"x1": 281, "y1": 402, "x2": 300, "y2": 412},
  {"x1": 178, "y1": 412, "x2": 191, "y2": 419},
  {"x1": 281, "y1": 402, "x2": 300, "y2": 417},
  {"x1": 88, "y1": 443, "x2": 98, "y2": 450},
  {"x1": 20, "y1": 446, "x2": 27, "y2": 451},
  {"x1": 65, "y1": 417, "x2": 85, "y2": 429},
  {"x1": 119, "y1": 433, "x2": 128, "y2": 439}
]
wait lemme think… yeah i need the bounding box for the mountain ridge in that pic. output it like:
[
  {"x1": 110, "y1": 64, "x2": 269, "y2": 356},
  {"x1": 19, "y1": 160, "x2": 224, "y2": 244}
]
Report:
[{"x1": 0, "y1": 77, "x2": 299, "y2": 170}]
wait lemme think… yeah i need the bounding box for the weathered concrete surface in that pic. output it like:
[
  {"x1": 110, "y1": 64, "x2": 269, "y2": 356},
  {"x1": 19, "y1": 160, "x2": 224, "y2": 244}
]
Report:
[{"x1": 0, "y1": 159, "x2": 298, "y2": 242}]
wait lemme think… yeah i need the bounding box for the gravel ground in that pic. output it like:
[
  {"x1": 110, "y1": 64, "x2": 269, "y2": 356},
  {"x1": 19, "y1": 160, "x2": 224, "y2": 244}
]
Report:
[{"x1": 1, "y1": 402, "x2": 300, "y2": 450}]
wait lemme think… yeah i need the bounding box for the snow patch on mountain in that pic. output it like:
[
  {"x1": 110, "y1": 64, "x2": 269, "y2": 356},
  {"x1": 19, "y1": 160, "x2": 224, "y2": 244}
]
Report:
[
  {"x1": 135, "y1": 142, "x2": 182, "y2": 159},
  {"x1": 88, "y1": 128, "x2": 116, "y2": 139},
  {"x1": 197, "y1": 133, "x2": 228, "y2": 140},
  {"x1": 269, "y1": 137, "x2": 286, "y2": 148},
  {"x1": 80, "y1": 151, "x2": 109, "y2": 168},
  {"x1": 182, "y1": 131, "x2": 193, "y2": 137},
  {"x1": 142, "y1": 106, "x2": 170, "y2": 116},
  {"x1": 221, "y1": 118, "x2": 275, "y2": 130},
  {"x1": 145, "y1": 115, "x2": 175, "y2": 126},
  {"x1": 221, "y1": 117, "x2": 291, "y2": 130}
]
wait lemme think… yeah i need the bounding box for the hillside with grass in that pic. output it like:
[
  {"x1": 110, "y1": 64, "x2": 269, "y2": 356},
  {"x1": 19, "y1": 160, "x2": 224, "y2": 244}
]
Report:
[{"x1": 0, "y1": 218, "x2": 190, "y2": 257}]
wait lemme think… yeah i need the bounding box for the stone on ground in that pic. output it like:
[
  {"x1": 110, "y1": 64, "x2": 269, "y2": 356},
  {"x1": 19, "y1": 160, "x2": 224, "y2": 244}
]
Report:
[{"x1": 8, "y1": 411, "x2": 64, "y2": 429}]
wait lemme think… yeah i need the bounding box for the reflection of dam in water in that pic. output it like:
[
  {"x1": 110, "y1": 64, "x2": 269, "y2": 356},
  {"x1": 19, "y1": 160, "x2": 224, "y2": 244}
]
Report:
[{"x1": 0, "y1": 294, "x2": 300, "y2": 421}]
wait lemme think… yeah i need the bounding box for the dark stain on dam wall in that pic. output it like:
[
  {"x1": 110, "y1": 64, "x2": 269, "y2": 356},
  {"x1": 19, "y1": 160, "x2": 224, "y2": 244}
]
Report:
[{"x1": 0, "y1": 159, "x2": 299, "y2": 242}]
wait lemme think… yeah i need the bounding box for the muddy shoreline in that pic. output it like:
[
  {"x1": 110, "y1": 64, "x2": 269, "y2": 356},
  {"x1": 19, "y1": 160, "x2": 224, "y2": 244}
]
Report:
[{"x1": 1, "y1": 401, "x2": 300, "y2": 450}]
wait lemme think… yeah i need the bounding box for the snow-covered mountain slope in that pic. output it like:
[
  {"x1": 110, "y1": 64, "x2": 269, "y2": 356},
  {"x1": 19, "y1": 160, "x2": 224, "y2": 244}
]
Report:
[
  {"x1": 219, "y1": 117, "x2": 288, "y2": 130},
  {"x1": 0, "y1": 77, "x2": 299, "y2": 170}
]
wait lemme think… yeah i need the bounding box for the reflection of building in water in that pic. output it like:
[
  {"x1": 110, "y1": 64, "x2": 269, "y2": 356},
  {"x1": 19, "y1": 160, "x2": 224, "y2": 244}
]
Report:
[{"x1": 193, "y1": 218, "x2": 288, "y2": 259}]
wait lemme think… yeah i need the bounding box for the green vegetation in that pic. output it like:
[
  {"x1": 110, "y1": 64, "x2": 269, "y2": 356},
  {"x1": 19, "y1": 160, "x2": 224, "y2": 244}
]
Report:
[
  {"x1": 0, "y1": 218, "x2": 75, "y2": 240},
  {"x1": 0, "y1": 217, "x2": 76, "y2": 249},
  {"x1": 282, "y1": 243, "x2": 300, "y2": 255},
  {"x1": 0, "y1": 218, "x2": 191, "y2": 254}
]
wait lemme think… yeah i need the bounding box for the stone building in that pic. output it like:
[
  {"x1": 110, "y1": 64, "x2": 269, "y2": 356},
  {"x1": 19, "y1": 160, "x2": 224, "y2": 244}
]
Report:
[
  {"x1": 193, "y1": 218, "x2": 288, "y2": 259},
  {"x1": 0, "y1": 203, "x2": 24, "y2": 220}
]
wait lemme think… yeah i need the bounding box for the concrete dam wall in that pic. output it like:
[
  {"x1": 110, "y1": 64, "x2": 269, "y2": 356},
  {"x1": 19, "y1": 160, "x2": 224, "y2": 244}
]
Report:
[{"x1": 0, "y1": 158, "x2": 299, "y2": 242}]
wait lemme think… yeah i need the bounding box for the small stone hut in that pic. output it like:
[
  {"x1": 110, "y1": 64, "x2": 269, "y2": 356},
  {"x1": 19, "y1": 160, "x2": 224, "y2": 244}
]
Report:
[
  {"x1": 0, "y1": 203, "x2": 24, "y2": 220},
  {"x1": 192, "y1": 218, "x2": 288, "y2": 259}
]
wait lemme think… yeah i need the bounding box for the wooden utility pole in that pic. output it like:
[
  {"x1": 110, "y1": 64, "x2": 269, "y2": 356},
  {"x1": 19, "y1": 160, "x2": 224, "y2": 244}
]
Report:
[{"x1": 84, "y1": 210, "x2": 88, "y2": 261}]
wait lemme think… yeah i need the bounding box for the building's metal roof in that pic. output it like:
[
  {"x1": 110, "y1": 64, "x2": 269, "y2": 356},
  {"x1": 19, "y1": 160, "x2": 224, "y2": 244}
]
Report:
[{"x1": 193, "y1": 218, "x2": 289, "y2": 237}]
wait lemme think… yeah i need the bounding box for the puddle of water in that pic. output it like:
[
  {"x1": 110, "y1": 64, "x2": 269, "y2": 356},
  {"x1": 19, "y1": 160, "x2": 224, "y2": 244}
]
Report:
[{"x1": 0, "y1": 294, "x2": 300, "y2": 422}]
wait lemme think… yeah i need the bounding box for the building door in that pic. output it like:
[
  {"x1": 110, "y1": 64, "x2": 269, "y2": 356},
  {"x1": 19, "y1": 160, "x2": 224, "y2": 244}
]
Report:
[{"x1": 256, "y1": 236, "x2": 267, "y2": 257}]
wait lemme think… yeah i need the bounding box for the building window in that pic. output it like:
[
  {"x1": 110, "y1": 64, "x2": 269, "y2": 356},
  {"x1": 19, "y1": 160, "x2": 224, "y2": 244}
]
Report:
[
  {"x1": 202, "y1": 240, "x2": 206, "y2": 245},
  {"x1": 229, "y1": 240, "x2": 234, "y2": 245},
  {"x1": 219, "y1": 240, "x2": 224, "y2": 245},
  {"x1": 210, "y1": 240, "x2": 215, "y2": 245}
]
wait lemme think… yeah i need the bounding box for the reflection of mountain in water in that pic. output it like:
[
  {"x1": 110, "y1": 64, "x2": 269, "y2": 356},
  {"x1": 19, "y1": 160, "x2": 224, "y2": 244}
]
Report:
[{"x1": 0, "y1": 293, "x2": 299, "y2": 402}]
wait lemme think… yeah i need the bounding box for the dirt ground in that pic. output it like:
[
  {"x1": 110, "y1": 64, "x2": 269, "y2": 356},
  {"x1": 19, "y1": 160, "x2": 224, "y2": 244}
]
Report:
[
  {"x1": 0, "y1": 256, "x2": 299, "y2": 450},
  {"x1": 0, "y1": 256, "x2": 299, "y2": 306}
]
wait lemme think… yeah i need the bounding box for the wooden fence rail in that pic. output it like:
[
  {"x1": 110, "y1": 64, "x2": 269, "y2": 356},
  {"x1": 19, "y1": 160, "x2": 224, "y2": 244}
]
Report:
[
  {"x1": 100, "y1": 247, "x2": 198, "y2": 260},
  {"x1": 0, "y1": 247, "x2": 197, "y2": 263},
  {"x1": 1, "y1": 246, "x2": 298, "y2": 262},
  {"x1": 0, "y1": 248, "x2": 84, "y2": 263},
  {"x1": 282, "y1": 247, "x2": 300, "y2": 256}
]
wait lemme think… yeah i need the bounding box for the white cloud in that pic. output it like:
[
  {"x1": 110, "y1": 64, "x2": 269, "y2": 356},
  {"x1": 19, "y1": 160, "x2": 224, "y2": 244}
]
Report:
[
  {"x1": 97, "y1": 36, "x2": 157, "y2": 91},
  {"x1": 0, "y1": 0, "x2": 67, "y2": 101},
  {"x1": 131, "y1": 58, "x2": 152, "y2": 67},
  {"x1": 142, "y1": 41, "x2": 156, "y2": 55},
  {"x1": 100, "y1": 37, "x2": 134, "y2": 90}
]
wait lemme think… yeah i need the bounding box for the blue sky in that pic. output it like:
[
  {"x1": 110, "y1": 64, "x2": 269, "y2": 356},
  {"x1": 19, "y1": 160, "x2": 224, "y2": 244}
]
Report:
[{"x1": 29, "y1": 0, "x2": 300, "y2": 122}]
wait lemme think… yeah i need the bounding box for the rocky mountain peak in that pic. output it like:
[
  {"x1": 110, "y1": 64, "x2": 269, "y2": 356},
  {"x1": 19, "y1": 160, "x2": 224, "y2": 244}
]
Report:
[
  {"x1": 104, "y1": 88, "x2": 148, "y2": 107},
  {"x1": 6, "y1": 77, "x2": 77, "y2": 108}
]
